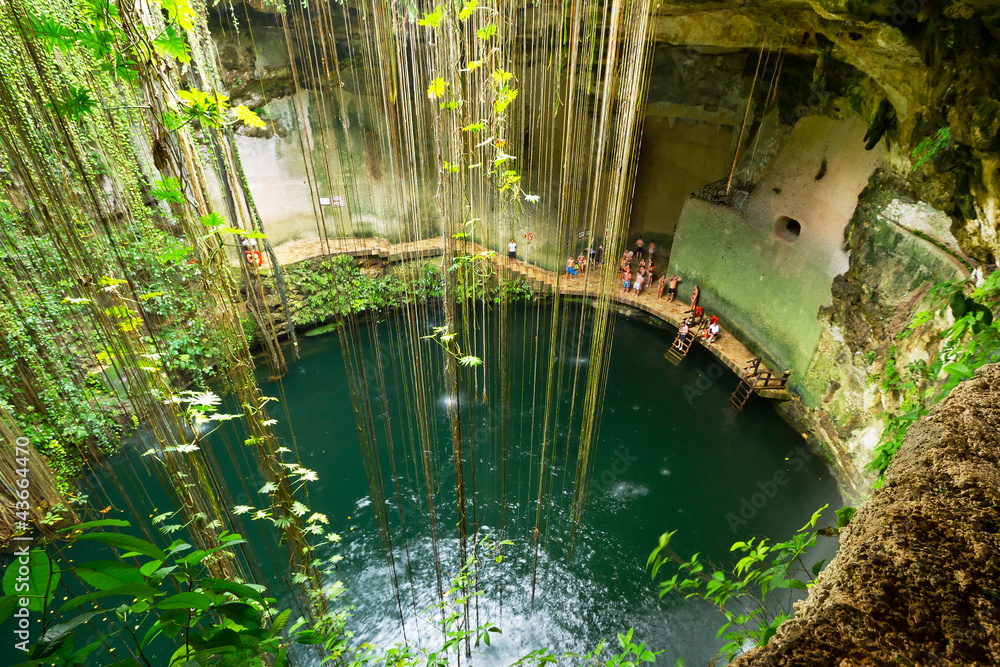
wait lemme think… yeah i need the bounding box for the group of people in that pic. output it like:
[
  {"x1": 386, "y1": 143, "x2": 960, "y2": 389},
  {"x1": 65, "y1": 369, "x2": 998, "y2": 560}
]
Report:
[
  {"x1": 565, "y1": 244, "x2": 604, "y2": 278},
  {"x1": 675, "y1": 312, "x2": 722, "y2": 350}
]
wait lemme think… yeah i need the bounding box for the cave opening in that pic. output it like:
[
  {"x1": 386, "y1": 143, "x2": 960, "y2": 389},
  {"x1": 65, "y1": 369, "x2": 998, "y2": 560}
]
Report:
[{"x1": 776, "y1": 216, "x2": 802, "y2": 242}]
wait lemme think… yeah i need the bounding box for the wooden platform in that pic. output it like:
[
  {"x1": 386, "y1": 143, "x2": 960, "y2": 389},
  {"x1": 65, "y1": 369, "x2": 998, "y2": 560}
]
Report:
[{"x1": 260, "y1": 235, "x2": 792, "y2": 402}]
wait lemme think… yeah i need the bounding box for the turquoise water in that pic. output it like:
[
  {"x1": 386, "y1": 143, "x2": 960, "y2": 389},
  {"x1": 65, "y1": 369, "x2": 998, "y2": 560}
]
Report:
[{"x1": 7, "y1": 303, "x2": 842, "y2": 666}]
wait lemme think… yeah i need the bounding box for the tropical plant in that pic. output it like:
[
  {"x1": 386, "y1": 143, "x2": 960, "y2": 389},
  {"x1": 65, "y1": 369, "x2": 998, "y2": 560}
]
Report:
[
  {"x1": 867, "y1": 270, "x2": 999, "y2": 479},
  {"x1": 0, "y1": 519, "x2": 339, "y2": 666},
  {"x1": 647, "y1": 505, "x2": 846, "y2": 663}
]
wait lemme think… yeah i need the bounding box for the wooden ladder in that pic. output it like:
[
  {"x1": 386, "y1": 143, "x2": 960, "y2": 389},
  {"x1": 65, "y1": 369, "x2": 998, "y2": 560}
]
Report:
[{"x1": 730, "y1": 357, "x2": 762, "y2": 411}]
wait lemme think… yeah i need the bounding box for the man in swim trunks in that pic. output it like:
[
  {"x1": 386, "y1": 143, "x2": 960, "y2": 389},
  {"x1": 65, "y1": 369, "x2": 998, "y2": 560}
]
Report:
[
  {"x1": 622, "y1": 270, "x2": 631, "y2": 293},
  {"x1": 667, "y1": 275, "x2": 680, "y2": 302}
]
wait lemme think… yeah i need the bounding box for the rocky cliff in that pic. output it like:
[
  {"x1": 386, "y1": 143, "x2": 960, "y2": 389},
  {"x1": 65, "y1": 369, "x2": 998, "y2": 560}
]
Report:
[{"x1": 733, "y1": 361, "x2": 1000, "y2": 666}]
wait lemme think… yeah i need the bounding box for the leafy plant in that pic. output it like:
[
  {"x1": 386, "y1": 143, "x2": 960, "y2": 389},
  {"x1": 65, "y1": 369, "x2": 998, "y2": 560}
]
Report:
[
  {"x1": 867, "y1": 271, "x2": 1000, "y2": 479},
  {"x1": 0, "y1": 520, "x2": 329, "y2": 666},
  {"x1": 648, "y1": 506, "x2": 833, "y2": 663}
]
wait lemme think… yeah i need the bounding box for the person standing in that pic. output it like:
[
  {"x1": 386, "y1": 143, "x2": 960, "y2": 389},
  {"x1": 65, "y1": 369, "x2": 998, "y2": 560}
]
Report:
[
  {"x1": 633, "y1": 270, "x2": 644, "y2": 296},
  {"x1": 675, "y1": 320, "x2": 689, "y2": 349},
  {"x1": 595, "y1": 244, "x2": 604, "y2": 265},
  {"x1": 667, "y1": 275, "x2": 681, "y2": 302},
  {"x1": 648, "y1": 239, "x2": 656, "y2": 262},
  {"x1": 622, "y1": 269, "x2": 631, "y2": 293},
  {"x1": 690, "y1": 285, "x2": 700, "y2": 311},
  {"x1": 566, "y1": 257, "x2": 577, "y2": 278},
  {"x1": 657, "y1": 274, "x2": 667, "y2": 299},
  {"x1": 635, "y1": 236, "x2": 645, "y2": 259},
  {"x1": 508, "y1": 238, "x2": 517, "y2": 260}
]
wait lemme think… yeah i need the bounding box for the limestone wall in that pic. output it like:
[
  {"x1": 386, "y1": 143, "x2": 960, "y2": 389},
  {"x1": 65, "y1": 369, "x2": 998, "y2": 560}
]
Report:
[
  {"x1": 733, "y1": 362, "x2": 1000, "y2": 666},
  {"x1": 666, "y1": 116, "x2": 881, "y2": 379}
]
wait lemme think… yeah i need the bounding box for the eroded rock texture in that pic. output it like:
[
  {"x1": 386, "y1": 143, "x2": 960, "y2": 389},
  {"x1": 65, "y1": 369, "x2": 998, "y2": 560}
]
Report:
[{"x1": 735, "y1": 362, "x2": 1000, "y2": 666}]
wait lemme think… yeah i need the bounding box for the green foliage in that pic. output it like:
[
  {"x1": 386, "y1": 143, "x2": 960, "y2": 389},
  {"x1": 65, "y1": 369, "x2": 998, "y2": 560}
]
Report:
[
  {"x1": 0, "y1": 523, "x2": 331, "y2": 666},
  {"x1": 868, "y1": 272, "x2": 1000, "y2": 478},
  {"x1": 648, "y1": 506, "x2": 833, "y2": 663},
  {"x1": 48, "y1": 86, "x2": 96, "y2": 122},
  {"x1": 176, "y1": 89, "x2": 230, "y2": 125},
  {"x1": 910, "y1": 127, "x2": 951, "y2": 173}
]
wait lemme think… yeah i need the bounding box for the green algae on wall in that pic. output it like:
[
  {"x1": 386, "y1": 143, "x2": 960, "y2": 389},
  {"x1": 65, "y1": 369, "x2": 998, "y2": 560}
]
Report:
[
  {"x1": 665, "y1": 116, "x2": 882, "y2": 392},
  {"x1": 666, "y1": 196, "x2": 829, "y2": 380}
]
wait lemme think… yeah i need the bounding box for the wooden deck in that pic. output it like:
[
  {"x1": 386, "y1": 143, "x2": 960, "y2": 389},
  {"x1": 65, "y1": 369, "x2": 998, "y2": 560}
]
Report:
[{"x1": 261, "y1": 236, "x2": 791, "y2": 401}]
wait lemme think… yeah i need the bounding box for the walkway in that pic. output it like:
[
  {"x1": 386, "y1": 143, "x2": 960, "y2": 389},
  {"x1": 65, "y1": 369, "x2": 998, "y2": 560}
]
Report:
[{"x1": 259, "y1": 236, "x2": 791, "y2": 401}]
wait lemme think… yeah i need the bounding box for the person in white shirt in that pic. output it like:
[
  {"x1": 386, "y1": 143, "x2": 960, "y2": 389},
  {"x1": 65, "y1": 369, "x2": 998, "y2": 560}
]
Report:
[{"x1": 508, "y1": 238, "x2": 517, "y2": 260}]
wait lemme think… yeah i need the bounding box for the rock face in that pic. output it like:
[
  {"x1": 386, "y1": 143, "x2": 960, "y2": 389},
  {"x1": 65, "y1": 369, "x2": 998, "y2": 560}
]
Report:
[{"x1": 733, "y1": 361, "x2": 1000, "y2": 666}]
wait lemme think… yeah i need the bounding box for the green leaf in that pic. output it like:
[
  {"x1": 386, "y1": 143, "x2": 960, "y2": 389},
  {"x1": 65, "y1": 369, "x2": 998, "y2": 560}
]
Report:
[
  {"x1": 494, "y1": 87, "x2": 518, "y2": 114},
  {"x1": 416, "y1": 5, "x2": 443, "y2": 27},
  {"x1": 798, "y1": 504, "x2": 828, "y2": 532},
  {"x1": 150, "y1": 177, "x2": 185, "y2": 203},
  {"x1": 215, "y1": 601, "x2": 262, "y2": 628},
  {"x1": 59, "y1": 519, "x2": 131, "y2": 533},
  {"x1": 155, "y1": 591, "x2": 213, "y2": 611},
  {"x1": 477, "y1": 23, "x2": 496, "y2": 39},
  {"x1": 160, "y1": 0, "x2": 197, "y2": 30},
  {"x1": 270, "y1": 608, "x2": 291, "y2": 635},
  {"x1": 154, "y1": 25, "x2": 191, "y2": 64},
  {"x1": 427, "y1": 77, "x2": 449, "y2": 99},
  {"x1": 834, "y1": 506, "x2": 857, "y2": 528},
  {"x1": 31, "y1": 15, "x2": 73, "y2": 50},
  {"x1": 49, "y1": 85, "x2": 96, "y2": 122},
  {"x1": 76, "y1": 560, "x2": 145, "y2": 590},
  {"x1": 200, "y1": 577, "x2": 265, "y2": 603},
  {"x1": 943, "y1": 362, "x2": 973, "y2": 379},
  {"x1": 199, "y1": 211, "x2": 226, "y2": 227},
  {"x1": 235, "y1": 104, "x2": 267, "y2": 129},
  {"x1": 3, "y1": 549, "x2": 59, "y2": 612},
  {"x1": 76, "y1": 533, "x2": 167, "y2": 562},
  {"x1": 459, "y1": 0, "x2": 477, "y2": 20},
  {"x1": 0, "y1": 596, "x2": 19, "y2": 624},
  {"x1": 68, "y1": 636, "x2": 106, "y2": 665},
  {"x1": 177, "y1": 89, "x2": 230, "y2": 126},
  {"x1": 76, "y1": 27, "x2": 114, "y2": 57},
  {"x1": 55, "y1": 583, "x2": 161, "y2": 614},
  {"x1": 31, "y1": 610, "x2": 104, "y2": 658},
  {"x1": 294, "y1": 630, "x2": 326, "y2": 645}
]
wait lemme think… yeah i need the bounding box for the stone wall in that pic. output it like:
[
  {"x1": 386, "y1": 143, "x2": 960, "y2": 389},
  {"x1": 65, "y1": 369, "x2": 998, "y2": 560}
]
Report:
[
  {"x1": 665, "y1": 116, "x2": 882, "y2": 380},
  {"x1": 733, "y1": 361, "x2": 1000, "y2": 666}
]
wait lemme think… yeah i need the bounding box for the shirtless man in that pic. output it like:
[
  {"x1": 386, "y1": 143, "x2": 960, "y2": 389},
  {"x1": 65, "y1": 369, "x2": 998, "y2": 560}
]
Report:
[
  {"x1": 667, "y1": 275, "x2": 681, "y2": 302},
  {"x1": 633, "y1": 270, "x2": 644, "y2": 296},
  {"x1": 657, "y1": 274, "x2": 667, "y2": 299},
  {"x1": 690, "y1": 285, "x2": 700, "y2": 311}
]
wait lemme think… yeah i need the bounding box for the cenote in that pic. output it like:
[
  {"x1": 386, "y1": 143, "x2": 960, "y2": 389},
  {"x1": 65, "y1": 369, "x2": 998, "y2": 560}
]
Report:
[{"x1": 77, "y1": 304, "x2": 841, "y2": 666}]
